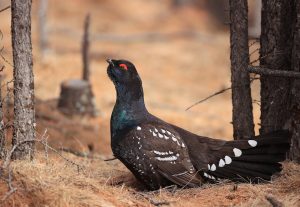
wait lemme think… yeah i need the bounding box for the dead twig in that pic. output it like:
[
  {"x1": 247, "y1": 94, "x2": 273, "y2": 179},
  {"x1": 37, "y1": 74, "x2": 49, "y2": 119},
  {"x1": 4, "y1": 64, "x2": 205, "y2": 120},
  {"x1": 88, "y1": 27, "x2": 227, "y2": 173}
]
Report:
[
  {"x1": 2, "y1": 138, "x2": 35, "y2": 169},
  {"x1": 185, "y1": 76, "x2": 259, "y2": 111},
  {"x1": 0, "y1": 5, "x2": 10, "y2": 13},
  {"x1": 104, "y1": 157, "x2": 117, "y2": 161},
  {"x1": 1, "y1": 168, "x2": 17, "y2": 203},
  {"x1": 39, "y1": 140, "x2": 84, "y2": 172},
  {"x1": 248, "y1": 65, "x2": 300, "y2": 78},
  {"x1": 185, "y1": 87, "x2": 231, "y2": 111}
]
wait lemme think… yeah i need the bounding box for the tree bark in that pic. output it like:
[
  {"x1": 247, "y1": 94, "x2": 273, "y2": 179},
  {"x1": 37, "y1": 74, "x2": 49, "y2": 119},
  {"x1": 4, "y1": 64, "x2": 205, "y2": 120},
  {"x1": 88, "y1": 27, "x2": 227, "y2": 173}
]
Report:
[
  {"x1": 0, "y1": 76, "x2": 5, "y2": 158},
  {"x1": 289, "y1": 0, "x2": 300, "y2": 162},
  {"x1": 229, "y1": 0, "x2": 255, "y2": 140},
  {"x1": 259, "y1": 0, "x2": 295, "y2": 134},
  {"x1": 11, "y1": 0, "x2": 35, "y2": 160},
  {"x1": 82, "y1": 14, "x2": 90, "y2": 82}
]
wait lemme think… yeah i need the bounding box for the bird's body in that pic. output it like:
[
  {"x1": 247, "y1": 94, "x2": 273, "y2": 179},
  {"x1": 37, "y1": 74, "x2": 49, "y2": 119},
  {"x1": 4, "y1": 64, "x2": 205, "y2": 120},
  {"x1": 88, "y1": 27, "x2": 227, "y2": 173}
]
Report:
[{"x1": 107, "y1": 59, "x2": 291, "y2": 190}]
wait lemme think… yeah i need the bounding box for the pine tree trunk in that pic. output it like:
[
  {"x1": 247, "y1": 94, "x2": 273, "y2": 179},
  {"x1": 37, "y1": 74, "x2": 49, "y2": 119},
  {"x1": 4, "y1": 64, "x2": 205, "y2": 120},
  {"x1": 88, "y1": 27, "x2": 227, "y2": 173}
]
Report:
[
  {"x1": 0, "y1": 76, "x2": 5, "y2": 158},
  {"x1": 259, "y1": 0, "x2": 295, "y2": 134},
  {"x1": 11, "y1": 0, "x2": 35, "y2": 160},
  {"x1": 229, "y1": 0, "x2": 255, "y2": 140},
  {"x1": 289, "y1": 0, "x2": 300, "y2": 162}
]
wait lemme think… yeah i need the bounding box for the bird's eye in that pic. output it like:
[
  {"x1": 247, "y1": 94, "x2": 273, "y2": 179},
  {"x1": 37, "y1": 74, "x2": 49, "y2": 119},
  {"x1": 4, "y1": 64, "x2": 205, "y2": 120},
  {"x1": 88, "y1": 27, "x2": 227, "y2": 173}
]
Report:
[{"x1": 119, "y1": 64, "x2": 128, "y2": 71}]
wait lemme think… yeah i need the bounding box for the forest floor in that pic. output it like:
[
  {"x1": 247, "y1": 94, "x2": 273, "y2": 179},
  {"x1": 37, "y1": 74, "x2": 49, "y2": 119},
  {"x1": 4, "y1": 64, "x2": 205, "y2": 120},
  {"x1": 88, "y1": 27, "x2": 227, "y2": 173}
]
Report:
[{"x1": 0, "y1": 0, "x2": 299, "y2": 206}]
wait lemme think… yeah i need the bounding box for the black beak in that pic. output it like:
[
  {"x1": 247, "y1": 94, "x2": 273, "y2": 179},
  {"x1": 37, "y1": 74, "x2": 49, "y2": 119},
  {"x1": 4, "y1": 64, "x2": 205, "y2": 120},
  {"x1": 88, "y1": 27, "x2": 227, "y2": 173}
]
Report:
[{"x1": 106, "y1": 59, "x2": 114, "y2": 66}]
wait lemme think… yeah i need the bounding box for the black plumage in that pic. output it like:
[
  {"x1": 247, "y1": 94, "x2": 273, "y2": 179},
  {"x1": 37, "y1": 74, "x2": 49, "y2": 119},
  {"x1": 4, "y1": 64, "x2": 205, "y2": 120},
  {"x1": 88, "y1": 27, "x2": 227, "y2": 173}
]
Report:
[{"x1": 106, "y1": 59, "x2": 291, "y2": 190}]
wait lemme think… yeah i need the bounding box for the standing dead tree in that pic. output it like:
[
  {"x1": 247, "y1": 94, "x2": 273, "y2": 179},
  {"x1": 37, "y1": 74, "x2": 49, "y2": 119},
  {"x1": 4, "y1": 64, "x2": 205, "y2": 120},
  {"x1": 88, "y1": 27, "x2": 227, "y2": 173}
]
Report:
[
  {"x1": 82, "y1": 13, "x2": 90, "y2": 82},
  {"x1": 259, "y1": 1, "x2": 295, "y2": 134},
  {"x1": 229, "y1": 0, "x2": 254, "y2": 140},
  {"x1": 11, "y1": 0, "x2": 36, "y2": 160}
]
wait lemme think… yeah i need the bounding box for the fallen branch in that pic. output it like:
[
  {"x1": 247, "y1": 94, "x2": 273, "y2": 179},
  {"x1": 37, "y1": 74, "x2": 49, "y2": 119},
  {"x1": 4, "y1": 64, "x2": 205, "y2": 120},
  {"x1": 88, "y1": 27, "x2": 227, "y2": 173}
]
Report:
[{"x1": 248, "y1": 65, "x2": 300, "y2": 78}]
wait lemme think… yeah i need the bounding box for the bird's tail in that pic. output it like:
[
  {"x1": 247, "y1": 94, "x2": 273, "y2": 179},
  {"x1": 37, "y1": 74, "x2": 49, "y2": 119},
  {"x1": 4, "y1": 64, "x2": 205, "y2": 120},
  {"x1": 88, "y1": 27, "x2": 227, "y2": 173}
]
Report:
[{"x1": 206, "y1": 130, "x2": 291, "y2": 183}]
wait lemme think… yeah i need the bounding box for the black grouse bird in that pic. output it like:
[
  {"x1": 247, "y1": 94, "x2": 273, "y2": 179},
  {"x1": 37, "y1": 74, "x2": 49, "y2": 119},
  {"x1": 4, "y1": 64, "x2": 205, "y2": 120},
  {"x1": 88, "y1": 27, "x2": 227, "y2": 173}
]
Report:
[{"x1": 106, "y1": 59, "x2": 291, "y2": 190}]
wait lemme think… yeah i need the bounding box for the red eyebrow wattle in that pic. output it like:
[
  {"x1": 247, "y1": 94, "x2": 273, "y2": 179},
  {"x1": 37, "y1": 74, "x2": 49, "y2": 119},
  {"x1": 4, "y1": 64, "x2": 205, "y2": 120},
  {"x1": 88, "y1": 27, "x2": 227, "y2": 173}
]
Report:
[{"x1": 119, "y1": 64, "x2": 128, "y2": 70}]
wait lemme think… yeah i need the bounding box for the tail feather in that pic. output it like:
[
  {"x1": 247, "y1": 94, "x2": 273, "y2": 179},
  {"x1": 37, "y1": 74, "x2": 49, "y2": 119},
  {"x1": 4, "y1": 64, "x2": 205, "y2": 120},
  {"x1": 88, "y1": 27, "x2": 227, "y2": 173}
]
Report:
[
  {"x1": 204, "y1": 130, "x2": 291, "y2": 182},
  {"x1": 242, "y1": 144, "x2": 290, "y2": 155},
  {"x1": 233, "y1": 154, "x2": 286, "y2": 163}
]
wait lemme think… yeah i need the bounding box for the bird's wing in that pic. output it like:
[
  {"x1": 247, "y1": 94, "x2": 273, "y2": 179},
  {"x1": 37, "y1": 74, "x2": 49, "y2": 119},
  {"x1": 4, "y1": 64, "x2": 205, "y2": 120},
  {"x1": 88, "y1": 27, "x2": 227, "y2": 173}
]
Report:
[
  {"x1": 132, "y1": 123, "x2": 202, "y2": 187},
  {"x1": 171, "y1": 125, "x2": 290, "y2": 182}
]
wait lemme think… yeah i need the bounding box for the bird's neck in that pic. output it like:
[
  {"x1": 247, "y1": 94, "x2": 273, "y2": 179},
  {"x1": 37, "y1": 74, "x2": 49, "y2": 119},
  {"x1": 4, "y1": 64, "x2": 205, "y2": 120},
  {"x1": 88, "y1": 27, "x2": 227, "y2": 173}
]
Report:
[{"x1": 111, "y1": 85, "x2": 148, "y2": 137}]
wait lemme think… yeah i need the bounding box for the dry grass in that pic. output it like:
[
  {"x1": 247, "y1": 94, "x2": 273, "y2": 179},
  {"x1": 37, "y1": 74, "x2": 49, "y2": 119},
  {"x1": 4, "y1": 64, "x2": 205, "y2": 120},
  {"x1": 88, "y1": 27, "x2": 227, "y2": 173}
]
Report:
[{"x1": 0, "y1": 152, "x2": 299, "y2": 207}]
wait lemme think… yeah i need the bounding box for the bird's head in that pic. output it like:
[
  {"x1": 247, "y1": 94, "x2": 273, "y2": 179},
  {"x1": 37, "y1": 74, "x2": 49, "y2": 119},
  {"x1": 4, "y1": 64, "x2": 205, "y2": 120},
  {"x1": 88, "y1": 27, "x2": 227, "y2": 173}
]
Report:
[
  {"x1": 106, "y1": 59, "x2": 141, "y2": 85},
  {"x1": 106, "y1": 59, "x2": 143, "y2": 101}
]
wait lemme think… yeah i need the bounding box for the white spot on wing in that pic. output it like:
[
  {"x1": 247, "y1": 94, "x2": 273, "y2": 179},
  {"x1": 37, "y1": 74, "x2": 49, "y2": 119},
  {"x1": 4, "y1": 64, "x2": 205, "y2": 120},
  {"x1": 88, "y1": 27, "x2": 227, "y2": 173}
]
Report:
[
  {"x1": 152, "y1": 132, "x2": 157, "y2": 137},
  {"x1": 233, "y1": 148, "x2": 242, "y2": 157},
  {"x1": 166, "y1": 130, "x2": 171, "y2": 135},
  {"x1": 182, "y1": 143, "x2": 185, "y2": 148},
  {"x1": 154, "y1": 128, "x2": 158, "y2": 132},
  {"x1": 158, "y1": 133, "x2": 163, "y2": 138},
  {"x1": 137, "y1": 126, "x2": 141, "y2": 130},
  {"x1": 219, "y1": 159, "x2": 225, "y2": 167},
  {"x1": 155, "y1": 156, "x2": 177, "y2": 161},
  {"x1": 208, "y1": 164, "x2": 211, "y2": 170},
  {"x1": 164, "y1": 135, "x2": 169, "y2": 140},
  {"x1": 248, "y1": 140, "x2": 257, "y2": 147},
  {"x1": 224, "y1": 156, "x2": 232, "y2": 164},
  {"x1": 161, "y1": 129, "x2": 166, "y2": 133}
]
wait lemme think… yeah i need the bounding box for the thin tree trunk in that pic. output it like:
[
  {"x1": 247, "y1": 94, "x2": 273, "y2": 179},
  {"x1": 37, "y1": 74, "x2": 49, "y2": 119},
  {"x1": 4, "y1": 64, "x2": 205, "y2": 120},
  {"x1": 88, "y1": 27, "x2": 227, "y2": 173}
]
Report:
[
  {"x1": 229, "y1": 0, "x2": 255, "y2": 140},
  {"x1": 0, "y1": 76, "x2": 5, "y2": 158},
  {"x1": 259, "y1": 0, "x2": 295, "y2": 134},
  {"x1": 11, "y1": 0, "x2": 35, "y2": 160},
  {"x1": 289, "y1": 0, "x2": 300, "y2": 162},
  {"x1": 82, "y1": 14, "x2": 90, "y2": 82}
]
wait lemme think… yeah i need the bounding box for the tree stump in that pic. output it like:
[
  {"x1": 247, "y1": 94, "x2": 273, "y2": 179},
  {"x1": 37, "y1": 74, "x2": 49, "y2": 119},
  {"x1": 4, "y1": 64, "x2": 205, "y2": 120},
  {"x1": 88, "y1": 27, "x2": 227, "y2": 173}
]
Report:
[{"x1": 58, "y1": 79, "x2": 97, "y2": 116}]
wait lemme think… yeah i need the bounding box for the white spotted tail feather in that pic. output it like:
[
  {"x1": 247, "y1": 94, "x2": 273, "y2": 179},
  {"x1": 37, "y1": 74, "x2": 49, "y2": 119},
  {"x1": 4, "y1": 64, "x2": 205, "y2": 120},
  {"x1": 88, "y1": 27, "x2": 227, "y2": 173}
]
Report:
[
  {"x1": 207, "y1": 131, "x2": 290, "y2": 182},
  {"x1": 170, "y1": 126, "x2": 291, "y2": 183}
]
